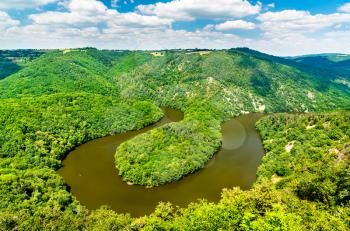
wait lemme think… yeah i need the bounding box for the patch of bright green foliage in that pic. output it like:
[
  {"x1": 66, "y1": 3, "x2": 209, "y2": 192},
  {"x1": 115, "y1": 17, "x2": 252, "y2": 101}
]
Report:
[
  {"x1": 117, "y1": 50, "x2": 350, "y2": 115},
  {"x1": 2, "y1": 111, "x2": 349, "y2": 230},
  {"x1": 0, "y1": 48, "x2": 350, "y2": 230},
  {"x1": 0, "y1": 49, "x2": 120, "y2": 98},
  {"x1": 114, "y1": 49, "x2": 350, "y2": 186},
  {"x1": 256, "y1": 112, "x2": 350, "y2": 206},
  {"x1": 115, "y1": 109, "x2": 221, "y2": 186},
  {"x1": 291, "y1": 53, "x2": 350, "y2": 78},
  {"x1": 0, "y1": 93, "x2": 163, "y2": 212},
  {"x1": 0, "y1": 50, "x2": 44, "y2": 80}
]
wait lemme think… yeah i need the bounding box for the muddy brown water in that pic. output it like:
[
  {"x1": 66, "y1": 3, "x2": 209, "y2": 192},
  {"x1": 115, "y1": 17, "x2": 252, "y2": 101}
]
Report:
[{"x1": 58, "y1": 108, "x2": 265, "y2": 217}]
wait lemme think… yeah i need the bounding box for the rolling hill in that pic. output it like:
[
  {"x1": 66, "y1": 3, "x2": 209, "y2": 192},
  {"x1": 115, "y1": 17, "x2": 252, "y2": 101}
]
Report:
[
  {"x1": 0, "y1": 49, "x2": 44, "y2": 80},
  {"x1": 290, "y1": 53, "x2": 350, "y2": 78},
  {"x1": 0, "y1": 48, "x2": 349, "y2": 230},
  {"x1": 1, "y1": 48, "x2": 350, "y2": 115}
]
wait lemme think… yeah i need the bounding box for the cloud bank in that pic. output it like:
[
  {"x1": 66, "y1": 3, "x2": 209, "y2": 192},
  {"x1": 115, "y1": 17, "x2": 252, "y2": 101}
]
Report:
[{"x1": 1, "y1": 0, "x2": 350, "y2": 56}]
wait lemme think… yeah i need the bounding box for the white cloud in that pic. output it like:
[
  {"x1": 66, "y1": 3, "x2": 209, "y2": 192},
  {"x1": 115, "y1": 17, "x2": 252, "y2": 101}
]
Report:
[
  {"x1": 267, "y1": 3, "x2": 275, "y2": 8},
  {"x1": 325, "y1": 30, "x2": 350, "y2": 38},
  {"x1": 0, "y1": 0, "x2": 58, "y2": 10},
  {"x1": 137, "y1": 0, "x2": 261, "y2": 21},
  {"x1": 29, "y1": 0, "x2": 171, "y2": 27},
  {"x1": 29, "y1": 11, "x2": 103, "y2": 25},
  {"x1": 0, "y1": 11, "x2": 20, "y2": 31},
  {"x1": 253, "y1": 10, "x2": 350, "y2": 55},
  {"x1": 258, "y1": 10, "x2": 350, "y2": 37},
  {"x1": 214, "y1": 20, "x2": 256, "y2": 31},
  {"x1": 0, "y1": 0, "x2": 172, "y2": 51},
  {"x1": 29, "y1": 0, "x2": 109, "y2": 25},
  {"x1": 1, "y1": 0, "x2": 350, "y2": 56},
  {"x1": 107, "y1": 12, "x2": 172, "y2": 28},
  {"x1": 2, "y1": 19, "x2": 350, "y2": 56},
  {"x1": 0, "y1": 22, "x2": 248, "y2": 50},
  {"x1": 68, "y1": 0, "x2": 107, "y2": 13},
  {"x1": 111, "y1": 0, "x2": 119, "y2": 8},
  {"x1": 338, "y1": 2, "x2": 350, "y2": 13}
]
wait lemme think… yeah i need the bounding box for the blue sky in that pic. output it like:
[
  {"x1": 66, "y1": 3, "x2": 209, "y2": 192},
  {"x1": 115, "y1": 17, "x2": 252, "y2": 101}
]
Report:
[{"x1": 1, "y1": 0, "x2": 350, "y2": 55}]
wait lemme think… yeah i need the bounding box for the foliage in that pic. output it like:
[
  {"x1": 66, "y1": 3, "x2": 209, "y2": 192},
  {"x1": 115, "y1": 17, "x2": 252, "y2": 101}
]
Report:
[
  {"x1": 115, "y1": 110, "x2": 221, "y2": 186},
  {"x1": 0, "y1": 48, "x2": 350, "y2": 230},
  {"x1": 116, "y1": 50, "x2": 350, "y2": 119},
  {"x1": 0, "y1": 93, "x2": 163, "y2": 215},
  {"x1": 0, "y1": 49, "x2": 121, "y2": 98},
  {"x1": 291, "y1": 53, "x2": 350, "y2": 78},
  {"x1": 0, "y1": 50, "x2": 44, "y2": 80},
  {"x1": 256, "y1": 111, "x2": 350, "y2": 206}
]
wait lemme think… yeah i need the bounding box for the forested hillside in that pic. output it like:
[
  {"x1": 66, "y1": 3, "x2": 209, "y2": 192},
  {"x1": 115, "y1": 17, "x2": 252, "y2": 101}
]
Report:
[
  {"x1": 292, "y1": 53, "x2": 350, "y2": 78},
  {"x1": 116, "y1": 49, "x2": 350, "y2": 116},
  {"x1": 0, "y1": 48, "x2": 349, "y2": 230},
  {"x1": 1, "y1": 105, "x2": 349, "y2": 230},
  {"x1": 256, "y1": 112, "x2": 350, "y2": 207},
  {"x1": 1, "y1": 49, "x2": 350, "y2": 114},
  {"x1": 112, "y1": 49, "x2": 350, "y2": 186},
  {"x1": 0, "y1": 50, "x2": 44, "y2": 80},
  {"x1": 0, "y1": 49, "x2": 122, "y2": 97},
  {"x1": 0, "y1": 93, "x2": 163, "y2": 214}
]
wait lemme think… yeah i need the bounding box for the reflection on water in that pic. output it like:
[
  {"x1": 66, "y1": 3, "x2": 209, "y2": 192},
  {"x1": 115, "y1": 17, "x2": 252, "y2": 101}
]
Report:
[
  {"x1": 222, "y1": 119, "x2": 247, "y2": 150},
  {"x1": 58, "y1": 110, "x2": 264, "y2": 217}
]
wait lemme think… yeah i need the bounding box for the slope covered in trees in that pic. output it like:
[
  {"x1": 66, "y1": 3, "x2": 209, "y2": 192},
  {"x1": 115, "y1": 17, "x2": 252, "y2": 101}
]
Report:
[
  {"x1": 116, "y1": 50, "x2": 350, "y2": 116},
  {"x1": 0, "y1": 49, "x2": 156, "y2": 99},
  {"x1": 291, "y1": 53, "x2": 350, "y2": 78},
  {"x1": 0, "y1": 48, "x2": 349, "y2": 230},
  {"x1": 1, "y1": 109, "x2": 349, "y2": 230},
  {"x1": 1, "y1": 49, "x2": 350, "y2": 112},
  {"x1": 0, "y1": 93, "x2": 163, "y2": 214},
  {"x1": 4, "y1": 48, "x2": 350, "y2": 188},
  {"x1": 0, "y1": 50, "x2": 44, "y2": 80},
  {"x1": 113, "y1": 49, "x2": 350, "y2": 186},
  {"x1": 0, "y1": 49, "x2": 120, "y2": 98},
  {"x1": 256, "y1": 112, "x2": 350, "y2": 206},
  {"x1": 115, "y1": 108, "x2": 221, "y2": 186}
]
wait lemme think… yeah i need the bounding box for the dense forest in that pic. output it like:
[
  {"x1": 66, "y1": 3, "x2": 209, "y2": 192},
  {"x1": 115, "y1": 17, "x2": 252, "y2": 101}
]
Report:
[
  {"x1": 291, "y1": 53, "x2": 350, "y2": 78},
  {"x1": 0, "y1": 50, "x2": 45, "y2": 80},
  {"x1": 115, "y1": 107, "x2": 221, "y2": 186},
  {"x1": 0, "y1": 48, "x2": 349, "y2": 230}
]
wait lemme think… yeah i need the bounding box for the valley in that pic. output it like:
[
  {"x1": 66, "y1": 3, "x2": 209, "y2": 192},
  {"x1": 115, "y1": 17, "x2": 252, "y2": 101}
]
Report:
[
  {"x1": 58, "y1": 110, "x2": 264, "y2": 216},
  {"x1": 0, "y1": 48, "x2": 349, "y2": 230}
]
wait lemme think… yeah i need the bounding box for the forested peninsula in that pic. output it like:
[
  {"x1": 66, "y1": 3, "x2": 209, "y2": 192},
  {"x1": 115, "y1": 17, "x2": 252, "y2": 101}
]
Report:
[{"x1": 0, "y1": 48, "x2": 349, "y2": 230}]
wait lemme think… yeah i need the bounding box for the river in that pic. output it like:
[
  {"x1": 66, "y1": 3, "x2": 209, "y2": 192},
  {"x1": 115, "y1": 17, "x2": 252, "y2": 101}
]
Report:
[{"x1": 58, "y1": 108, "x2": 264, "y2": 216}]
